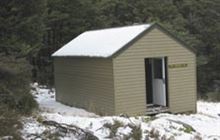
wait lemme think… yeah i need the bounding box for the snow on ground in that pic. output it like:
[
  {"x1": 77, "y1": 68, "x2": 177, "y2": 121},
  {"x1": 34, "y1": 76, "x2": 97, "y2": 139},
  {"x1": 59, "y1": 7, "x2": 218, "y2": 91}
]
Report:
[
  {"x1": 21, "y1": 83, "x2": 220, "y2": 140},
  {"x1": 197, "y1": 101, "x2": 220, "y2": 118},
  {"x1": 33, "y1": 84, "x2": 97, "y2": 117}
]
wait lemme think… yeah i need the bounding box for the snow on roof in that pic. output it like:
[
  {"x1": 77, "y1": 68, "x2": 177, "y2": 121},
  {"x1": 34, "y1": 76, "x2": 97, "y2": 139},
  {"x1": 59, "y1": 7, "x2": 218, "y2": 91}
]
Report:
[{"x1": 52, "y1": 24, "x2": 152, "y2": 58}]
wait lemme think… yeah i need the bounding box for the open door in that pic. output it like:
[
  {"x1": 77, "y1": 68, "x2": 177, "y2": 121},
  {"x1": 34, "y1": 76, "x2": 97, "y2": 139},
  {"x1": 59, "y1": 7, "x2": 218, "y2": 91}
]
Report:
[
  {"x1": 145, "y1": 57, "x2": 168, "y2": 107},
  {"x1": 152, "y1": 58, "x2": 166, "y2": 106}
]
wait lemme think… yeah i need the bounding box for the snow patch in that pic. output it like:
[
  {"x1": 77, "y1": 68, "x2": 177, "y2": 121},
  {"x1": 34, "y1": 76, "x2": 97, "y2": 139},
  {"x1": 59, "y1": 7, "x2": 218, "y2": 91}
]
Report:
[{"x1": 21, "y1": 83, "x2": 220, "y2": 140}]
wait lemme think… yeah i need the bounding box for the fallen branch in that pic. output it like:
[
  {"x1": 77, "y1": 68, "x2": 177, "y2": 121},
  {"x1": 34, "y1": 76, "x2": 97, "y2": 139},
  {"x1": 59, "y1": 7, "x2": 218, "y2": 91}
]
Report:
[
  {"x1": 42, "y1": 120, "x2": 98, "y2": 140},
  {"x1": 27, "y1": 133, "x2": 43, "y2": 140}
]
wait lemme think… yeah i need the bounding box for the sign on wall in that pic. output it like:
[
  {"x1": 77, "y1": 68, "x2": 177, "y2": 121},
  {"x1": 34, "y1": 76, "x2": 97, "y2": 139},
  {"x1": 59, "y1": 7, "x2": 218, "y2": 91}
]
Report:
[{"x1": 168, "y1": 63, "x2": 188, "y2": 69}]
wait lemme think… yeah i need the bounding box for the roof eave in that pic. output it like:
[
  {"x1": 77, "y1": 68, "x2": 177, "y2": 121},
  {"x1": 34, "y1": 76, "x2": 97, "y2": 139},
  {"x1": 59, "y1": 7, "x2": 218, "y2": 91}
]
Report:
[{"x1": 52, "y1": 55, "x2": 109, "y2": 59}]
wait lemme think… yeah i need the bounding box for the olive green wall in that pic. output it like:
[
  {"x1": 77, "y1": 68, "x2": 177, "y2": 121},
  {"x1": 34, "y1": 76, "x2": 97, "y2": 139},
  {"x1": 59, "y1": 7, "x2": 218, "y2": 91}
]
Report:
[
  {"x1": 113, "y1": 27, "x2": 196, "y2": 115},
  {"x1": 53, "y1": 57, "x2": 115, "y2": 115}
]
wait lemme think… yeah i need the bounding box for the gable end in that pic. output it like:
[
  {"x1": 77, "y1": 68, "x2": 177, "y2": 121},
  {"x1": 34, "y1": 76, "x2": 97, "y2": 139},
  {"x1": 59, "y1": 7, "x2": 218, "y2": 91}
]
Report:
[{"x1": 111, "y1": 23, "x2": 196, "y2": 58}]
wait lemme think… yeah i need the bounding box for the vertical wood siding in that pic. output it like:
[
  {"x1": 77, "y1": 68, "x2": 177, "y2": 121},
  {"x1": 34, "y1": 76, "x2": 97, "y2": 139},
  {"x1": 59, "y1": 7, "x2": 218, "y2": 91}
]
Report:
[
  {"x1": 54, "y1": 57, "x2": 115, "y2": 115},
  {"x1": 113, "y1": 28, "x2": 196, "y2": 115}
]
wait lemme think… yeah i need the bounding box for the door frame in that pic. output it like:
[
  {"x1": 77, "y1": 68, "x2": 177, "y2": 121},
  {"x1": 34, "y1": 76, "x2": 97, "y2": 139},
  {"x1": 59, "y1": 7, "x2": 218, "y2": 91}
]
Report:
[{"x1": 145, "y1": 57, "x2": 169, "y2": 107}]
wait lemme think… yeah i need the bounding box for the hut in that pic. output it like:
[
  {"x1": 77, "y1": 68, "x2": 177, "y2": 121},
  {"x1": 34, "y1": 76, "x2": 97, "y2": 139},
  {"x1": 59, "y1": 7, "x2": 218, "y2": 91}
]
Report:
[{"x1": 52, "y1": 23, "x2": 197, "y2": 115}]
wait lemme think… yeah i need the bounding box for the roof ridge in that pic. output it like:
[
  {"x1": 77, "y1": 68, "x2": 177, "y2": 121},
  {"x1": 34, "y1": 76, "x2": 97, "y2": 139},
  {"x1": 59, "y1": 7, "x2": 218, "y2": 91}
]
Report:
[{"x1": 85, "y1": 23, "x2": 152, "y2": 33}]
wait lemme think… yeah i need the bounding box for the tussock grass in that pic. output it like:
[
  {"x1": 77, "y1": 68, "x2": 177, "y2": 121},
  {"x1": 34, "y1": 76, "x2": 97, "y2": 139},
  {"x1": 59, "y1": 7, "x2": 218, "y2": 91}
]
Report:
[{"x1": 103, "y1": 119, "x2": 124, "y2": 138}]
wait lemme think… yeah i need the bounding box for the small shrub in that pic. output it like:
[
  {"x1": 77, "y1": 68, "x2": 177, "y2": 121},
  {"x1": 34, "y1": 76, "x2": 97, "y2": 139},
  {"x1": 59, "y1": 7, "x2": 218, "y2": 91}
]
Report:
[
  {"x1": 17, "y1": 93, "x2": 38, "y2": 114},
  {"x1": 0, "y1": 58, "x2": 38, "y2": 115},
  {"x1": 128, "y1": 124, "x2": 142, "y2": 140},
  {"x1": 160, "y1": 135, "x2": 175, "y2": 140},
  {"x1": 103, "y1": 119, "x2": 124, "y2": 138},
  {"x1": 149, "y1": 128, "x2": 160, "y2": 139},
  {"x1": 183, "y1": 126, "x2": 194, "y2": 134},
  {"x1": 0, "y1": 86, "x2": 17, "y2": 109},
  {"x1": 142, "y1": 117, "x2": 151, "y2": 123},
  {"x1": 177, "y1": 122, "x2": 195, "y2": 134},
  {"x1": 141, "y1": 116, "x2": 156, "y2": 123},
  {"x1": 36, "y1": 115, "x2": 44, "y2": 123},
  {"x1": 193, "y1": 134, "x2": 202, "y2": 140},
  {"x1": 0, "y1": 56, "x2": 38, "y2": 138},
  {"x1": 42, "y1": 130, "x2": 61, "y2": 140},
  {"x1": 179, "y1": 126, "x2": 194, "y2": 134},
  {"x1": 0, "y1": 107, "x2": 23, "y2": 139}
]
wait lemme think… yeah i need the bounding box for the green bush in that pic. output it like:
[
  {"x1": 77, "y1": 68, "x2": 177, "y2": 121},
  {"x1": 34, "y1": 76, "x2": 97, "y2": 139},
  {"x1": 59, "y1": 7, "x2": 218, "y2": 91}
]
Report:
[
  {"x1": 0, "y1": 55, "x2": 38, "y2": 138},
  {"x1": 0, "y1": 106, "x2": 23, "y2": 139},
  {"x1": 0, "y1": 73, "x2": 38, "y2": 114},
  {"x1": 17, "y1": 93, "x2": 38, "y2": 114},
  {"x1": 207, "y1": 92, "x2": 220, "y2": 102},
  {"x1": 0, "y1": 55, "x2": 38, "y2": 115}
]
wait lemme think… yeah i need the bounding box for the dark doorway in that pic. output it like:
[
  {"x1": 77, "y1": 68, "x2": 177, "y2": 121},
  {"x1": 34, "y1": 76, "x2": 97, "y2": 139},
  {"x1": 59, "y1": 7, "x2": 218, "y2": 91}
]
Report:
[{"x1": 145, "y1": 57, "x2": 169, "y2": 107}]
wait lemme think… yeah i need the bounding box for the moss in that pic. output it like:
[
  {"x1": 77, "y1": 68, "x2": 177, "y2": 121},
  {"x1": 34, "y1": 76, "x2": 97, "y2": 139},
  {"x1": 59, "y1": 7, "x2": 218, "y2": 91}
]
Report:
[
  {"x1": 179, "y1": 126, "x2": 195, "y2": 134},
  {"x1": 183, "y1": 126, "x2": 194, "y2": 134}
]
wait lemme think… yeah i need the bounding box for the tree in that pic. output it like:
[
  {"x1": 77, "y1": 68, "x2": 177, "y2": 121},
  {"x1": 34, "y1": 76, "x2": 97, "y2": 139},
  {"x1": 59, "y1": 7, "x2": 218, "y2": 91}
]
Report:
[
  {"x1": 0, "y1": 0, "x2": 45, "y2": 137},
  {"x1": 174, "y1": 0, "x2": 220, "y2": 96},
  {"x1": 32, "y1": 0, "x2": 101, "y2": 85},
  {"x1": 0, "y1": 0, "x2": 46, "y2": 56}
]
